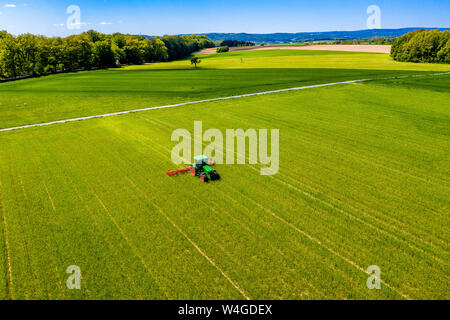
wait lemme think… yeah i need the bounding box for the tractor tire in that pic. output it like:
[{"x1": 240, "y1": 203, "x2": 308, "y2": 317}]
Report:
[
  {"x1": 200, "y1": 174, "x2": 209, "y2": 183},
  {"x1": 210, "y1": 170, "x2": 220, "y2": 181}
]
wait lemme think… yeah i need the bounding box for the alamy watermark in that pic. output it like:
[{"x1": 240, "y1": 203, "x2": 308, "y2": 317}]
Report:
[
  {"x1": 366, "y1": 5, "x2": 381, "y2": 29},
  {"x1": 171, "y1": 121, "x2": 279, "y2": 175},
  {"x1": 66, "y1": 265, "x2": 82, "y2": 290},
  {"x1": 66, "y1": 5, "x2": 81, "y2": 30},
  {"x1": 366, "y1": 265, "x2": 381, "y2": 290}
]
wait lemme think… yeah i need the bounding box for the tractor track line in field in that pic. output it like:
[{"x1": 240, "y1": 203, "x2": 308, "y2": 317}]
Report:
[
  {"x1": 36, "y1": 141, "x2": 143, "y2": 298},
  {"x1": 0, "y1": 180, "x2": 13, "y2": 300},
  {"x1": 17, "y1": 175, "x2": 41, "y2": 288},
  {"x1": 40, "y1": 181, "x2": 68, "y2": 296},
  {"x1": 68, "y1": 182, "x2": 145, "y2": 299},
  {"x1": 1, "y1": 72, "x2": 449, "y2": 133},
  {"x1": 28, "y1": 146, "x2": 93, "y2": 296},
  {"x1": 35, "y1": 182, "x2": 65, "y2": 296},
  {"x1": 56, "y1": 144, "x2": 169, "y2": 299},
  {"x1": 30, "y1": 148, "x2": 132, "y2": 297}
]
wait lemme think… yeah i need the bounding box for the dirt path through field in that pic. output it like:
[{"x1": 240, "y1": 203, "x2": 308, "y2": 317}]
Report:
[{"x1": 198, "y1": 44, "x2": 391, "y2": 55}]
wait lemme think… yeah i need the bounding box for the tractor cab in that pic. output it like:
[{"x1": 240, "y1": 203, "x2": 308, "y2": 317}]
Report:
[
  {"x1": 194, "y1": 155, "x2": 209, "y2": 166},
  {"x1": 190, "y1": 155, "x2": 221, "y2": 183},
  {"x1": 191, "y1": 155, "x2": 209, "y2": 176}
]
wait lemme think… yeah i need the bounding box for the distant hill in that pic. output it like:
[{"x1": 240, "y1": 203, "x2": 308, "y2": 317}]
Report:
[{"x1": 192, "y1": 28, "x2": 450, "y2": 44}]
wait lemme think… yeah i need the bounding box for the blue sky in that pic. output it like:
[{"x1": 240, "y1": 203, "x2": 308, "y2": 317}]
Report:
[{"x1": 0, "y1": 0, "x2": 449, "y2": 36}]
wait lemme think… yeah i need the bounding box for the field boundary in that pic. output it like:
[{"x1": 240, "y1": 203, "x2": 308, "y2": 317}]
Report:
[
  {"x1": 198, "y1": 44, "x2": 392, "y2": 55},
  {"x1": 1, "y1": 72, "x2": 449, "y2": 134}
]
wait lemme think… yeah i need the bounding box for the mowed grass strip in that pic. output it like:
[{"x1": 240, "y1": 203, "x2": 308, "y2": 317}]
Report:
[{"x1": 0, "y1": 73, "x2": 448, "y2": 299}]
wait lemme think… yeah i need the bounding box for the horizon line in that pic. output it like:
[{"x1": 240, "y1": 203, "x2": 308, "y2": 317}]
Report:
[{"x1": 2, "y1": 26, "x2": 450, "y2": 38}]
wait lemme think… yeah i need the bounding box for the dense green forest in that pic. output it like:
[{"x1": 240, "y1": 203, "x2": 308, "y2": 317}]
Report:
[
  {"x1": 216, "y1": 46, "x2": 230, "y2": 53},
  {"x1": 391, "y1": 29, "x2": 450, "y2": 63},
  {"x1": 0, "y1": 30, "x2": 214, "y2": 79},
  {"x1": 219, "y1": 40, "x2": 255, "y2": 47}
]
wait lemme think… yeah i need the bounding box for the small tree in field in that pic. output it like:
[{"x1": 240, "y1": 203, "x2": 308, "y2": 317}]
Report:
[
  {"x1": 191, "y1": 57, "x2": 201, "y2": 68},
  {"x1": 216, "y1": 46, "x2": 229, "y2": 53}
]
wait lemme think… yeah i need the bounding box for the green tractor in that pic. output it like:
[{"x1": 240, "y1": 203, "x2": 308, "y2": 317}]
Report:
[{"x1": 190, "y1": 155, "x2": 221, "y2": 183}]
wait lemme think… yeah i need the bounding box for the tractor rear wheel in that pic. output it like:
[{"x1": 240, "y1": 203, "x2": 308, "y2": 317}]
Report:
[{"x1": 210, "y1": 170, "x2": 220, "y2": 181}]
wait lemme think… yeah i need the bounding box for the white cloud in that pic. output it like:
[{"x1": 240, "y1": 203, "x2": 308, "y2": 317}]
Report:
[
  {"x1": 71, "y1": 22, "x2": 91, "y2": 26},
  {"x1": 99, "y1": 22, "x2": 112, "y2": 25},
  {"x1": 4, "y1": 4, "x2": 16, "y2": 8},
  {"x1": 53, "y1": 23, "x2": 65, "y2": 27}
]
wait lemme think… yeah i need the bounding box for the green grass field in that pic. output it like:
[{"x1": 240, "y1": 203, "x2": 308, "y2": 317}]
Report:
[{"x1": 0, "y1": 50, "x2": 449, "y2": 299}]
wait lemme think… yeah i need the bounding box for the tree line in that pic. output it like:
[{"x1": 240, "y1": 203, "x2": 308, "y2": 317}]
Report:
[
  {"x1": 219, "y1": 40, "x2": 255, "y2": 47},
  {"x1": 332, "y1": 37, "x2": 397, "y2": 45},
  {"x1": 216, "y1": 46, "x2": 229, "y2": 53},
  {"x1": 0, "y1": 30, "x2": 215, "y2": 79},
  {"x1": 391, "y1": 29, "x2": 450, "y2": 63}
]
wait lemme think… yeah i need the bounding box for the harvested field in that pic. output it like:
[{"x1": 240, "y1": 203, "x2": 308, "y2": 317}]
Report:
[{"x1": 198, "y1": 44, "x2": 391, "y2": 54}]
